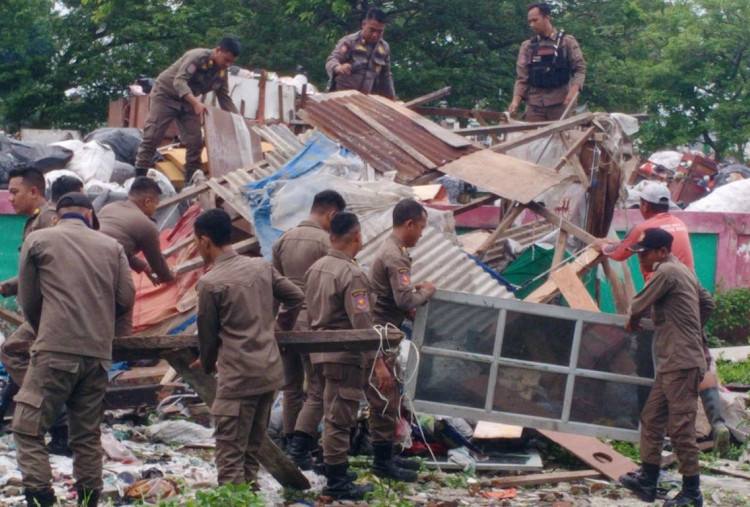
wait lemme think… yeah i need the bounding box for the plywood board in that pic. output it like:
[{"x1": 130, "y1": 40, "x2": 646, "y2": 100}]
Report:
[
  {"x1": 551, "y1": 263, "x2": 600, "y2": 312},
  {"x1": 539, "y1": 429, "x2": 637, "y2": 481},
  {"x1": 439, "y1": 150, "x2": 568, "y2": 204},
  {"x1": 203, "y1": 106, "x2": 261, "y2": 179}
]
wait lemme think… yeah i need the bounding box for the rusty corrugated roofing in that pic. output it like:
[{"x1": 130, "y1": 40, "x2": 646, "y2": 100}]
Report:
[{"x1": 298, "y1": 91, "x2": 479, "y2": 184}]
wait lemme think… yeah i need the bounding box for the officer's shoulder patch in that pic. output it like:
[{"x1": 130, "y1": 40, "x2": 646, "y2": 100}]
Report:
[
  {"x1": 219, "y1": 69, "x2": 226, "y2": 79},
  {"x1": 351, "y1": 289, "x2": 370, "y2": 313},
  {"x1": 186, "y1": 63, "x2": 197, "y2": 75},
  {"x1": 397, "y1": 267, "x2": 411, "y2": 290},
  {"x1": 340, "y1": 44, "x2": 348, "y2": 54}
]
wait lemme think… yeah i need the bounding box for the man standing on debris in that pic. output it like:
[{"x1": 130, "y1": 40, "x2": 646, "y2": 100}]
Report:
[
  {"x1": 620, "y1": 228, "x2": 713, "y2": 507},
  {"x1": 134, "y1": 37, "x2": 241, "y2": 181},
  {"x1": 304, "y1": 212, "x2": 379, "y2": 500},
  {"x1": 13, "y1": 192, "x2": 134, "y2": 507},
  {"x1": 0, "y1": 168, "x2": 56, "y2": 436},
  {"x1": 366, "y1": 198, "x2": 436, "y2": 482},
  {"x1": 325, "y1": 7, "x2": 396, "y2": 100},
  {"x1": 509, "y1": 2, "x2": 586, "y2": 121},
  {"x1": 99, "y1": 177, "x2": 175, "y2": 335},
  {"x1": 272, "y1": 190, "x2": 346, "y2": 468},
  {"x1": 592, "y1": 183, "x2": 731, "y2": 456},
  {"x1": 193, "y1": 209, "x2": 304, "y2": 486},
  {"x1": 0, "y1": 172, "x2": 84, "y2": 455}
]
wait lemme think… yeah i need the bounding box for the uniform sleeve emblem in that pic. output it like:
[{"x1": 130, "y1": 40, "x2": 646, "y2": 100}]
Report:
[
  {"x1": 397, "y1": 268, "x2": 411, "y2": 289},
  {"x1": 187, "y1": 63, "x2": 197, "y2": 75},
  {"x1": 340, "y1": 44, "x2": 348, "y2": 54},
  {"x1": 378, "y1": 45, "x2": 386, "y2": 55},
  {"x1": 219, "y1": 69, "x2": 226, "y2": 79},
  {"x1": 352, "y1": 290, "x2": 370, "y2": 312}
]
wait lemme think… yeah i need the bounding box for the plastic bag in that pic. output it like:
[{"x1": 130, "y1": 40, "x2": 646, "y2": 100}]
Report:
[
  {"x1": 5, "y1": 139, "x2": 73, "y2": 172},
  {"x1": 101, "y1": 430, "x2": 138, "y2": 463},
  {"x1": 85, "y1": 128, "x2": 142, "y2": 165},
  {"x1": 126, "y1": 477, "x2": 179, "y2": 503},
  {"x1": 65, "y1": 141, "x2": 116, "y2": 183}
]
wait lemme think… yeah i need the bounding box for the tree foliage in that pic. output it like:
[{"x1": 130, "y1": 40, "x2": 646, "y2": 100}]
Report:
[{"x1": 2, "y1": 0, "x2": 750, "y2": 159}]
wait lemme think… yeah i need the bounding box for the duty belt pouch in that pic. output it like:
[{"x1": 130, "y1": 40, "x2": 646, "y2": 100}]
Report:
[{"x1": 528, "y1": 30, "x2": 571, "y2": 89}]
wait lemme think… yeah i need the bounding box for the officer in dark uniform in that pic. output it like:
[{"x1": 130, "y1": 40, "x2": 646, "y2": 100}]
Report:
[{"x1": 134, "y1": 37, "x2": 241, "y2": 180}]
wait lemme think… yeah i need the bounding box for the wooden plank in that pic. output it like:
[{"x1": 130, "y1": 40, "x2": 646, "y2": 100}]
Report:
[
  {"x1": 477, "y1": 202, "x2": 523, "y2": 257},
  {"x1": 551, "y1": 263, "x2": 600, "y2": 312},
  {"x1": 371, "y1": 95, "x2": 473, "y2": 148},
  {"x1": 162, "y1": 236, "x2": 194, "y2": 257},
  {"x1": 526, "y1": 202, "x2": 597, "y2": 244},
  {"x1": 112, "y1": 329, "x2": 404, "y2": 357},
  {"x1": 551, "y1": 230, "x2": 569, "y2": 268},
  {"x1": 491, "y1": 470, "x2": 601, "y2": 488},
  {"x1": 554, "y1": 127, "x2": 595, "y2": 181},
  {"x1": 439, "y1": 150, "x2": 568, "y2": 204},
  {"x1": 173, "y1": 237, "x2": 259, "y2": 276},
  {"x1": 206, "y1": 179, "x2": 256, "y2": 230},
  {"x1": 601, "y1": 258, "x2": 629, "y2": 315},
  {"x1": 164, "y1": 348, "x2": 311, "y2": 490},
  {"x1": 404, "y1": 86, "x2": 452, "y2": 108},
  {"x1": 203, "y1": 106, "x2": 259, "y2": 179},
  {"x1": 451, "y1": 195, "x2": 497, "y2": 216},
  {"x1": 456, "y1": 122, "x2": 554, "y2": 136},
  {"x1": 524, "y1": 248, "x2": 602, "y2": 304},
  {"x1": 344, "y1": 103, "x2": 436, "y2": 170},
  {"x1": 539, "y1": 429, "x2": 637, "y2": 481},
  {"x1": 490, "y1": 114, "x2": 594, "y2": 153},
  {"x1": 411, "y1": 106, "x2": 510, "y2": 122},
  {"x1": 0, "y1": 306, "x2": 23, "y2": 326},
  {"x1": 257, "y1": 70, "x2": 266, "y2": 122},
  {"x1": 471, "y1": 110, "x2": 500, "y2": 145}
]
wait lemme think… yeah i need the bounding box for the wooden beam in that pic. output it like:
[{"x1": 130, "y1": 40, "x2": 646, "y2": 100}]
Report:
[
  {"x1": 450, "y1": 195, "x2": 497, "y2": 217},
  {"x1": 551, "y1": 263, "x2": 600, "y2": 312},
  {"x1": 491, "y1": 470, "x2": 601, "y2": 488},
  {"x1": 553, "y1": 127, "x2": 596, "y2": 180},
  {"x1": 477, "y1": 202, "x2": 524, "y2": 257},
  {"x1": 471, "y1": 110, "x2": 500, "y2": 144},
  {"x1": 404, "y1": 86, "x2": 452, "y2": 108},
  {"x1": 344, "y1": 103, "x2": 436, "y2": 170},
  {"x1": 490, "y1": 114, "x2": 594, "y2": 153},
  {"x1": 600, "y1": 258, "x2": 629, "y2": 314},
  {"x1": 173, "y1": 237, "x2": 259, "y2": 276},
  {"x1": 164, "y1": 348, "x2": 311, "y2": 490},
  {"x1": 523, "y1": 248, "x2": 602, "y2": 304},
  {"x1": 526, "y1": 202, "x2": 597, "y2": 244},
  {"x1": 455, "y1": 122, "x2": 554, "y2": 136},
  {"x1": 410, "y1": 106, "x2": 509, "y2": 122},
  {"x1": 162, "y1": 236, "x2": 194, "y2": 257},
  {"x1": 551, "y1": 230, "x2": 569, "y2": 268},
  {"x1": 206, "y1": 179, "x2": 256, "y2": 229},
  {"x1": 0, "y1": 306, "x2": 23, "y2": 326}
]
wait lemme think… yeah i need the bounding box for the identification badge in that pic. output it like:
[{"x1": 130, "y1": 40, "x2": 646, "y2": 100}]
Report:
[
  {"x1": 352, "y1": 290, "x2": 370, "y2": 312},
  {"x1": 397, "y1": 268, "x2": 411, "y2": 289},
  {"x1": 187, "y1": 63, "x2": 197, "y2": 75}
]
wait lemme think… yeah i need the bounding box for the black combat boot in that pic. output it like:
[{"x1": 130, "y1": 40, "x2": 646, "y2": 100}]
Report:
[
  {"x1": 371, "y1": 442, "x2": 418, "y2": 482},
  {"x1": 0, "y1": 380, "x2": 19, "y2": 431},
  {"x1": 287, "y1": 431, "x2": 315, "y2": 470},
  {"x1": 393, "y1": 452, "x2": 421, "y2": 471},
  {"x1": 24, "y1": 488, "x2": 56, "y2": 507},
  {"x1": 664, "y1": 475, "x2": 703, "y2": 507},
  {"x1": 48, "y1": 423, "x2": 72, "y2": 457},
  {"x1": 619, "y1": 462, "x2": 660, "y2": 502},
  {"x1": 700, "y1": 387, "x2": 731, "y2": 457},
  {"x1": 76, "y1": 486, "x2": 101, "y2": 507},
  {"x1": 323, "y1": 462, "x2": 372, "y2": 501}
]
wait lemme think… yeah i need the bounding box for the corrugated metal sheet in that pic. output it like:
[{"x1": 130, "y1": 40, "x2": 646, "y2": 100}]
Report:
[{"x1": 299, "y1": 92, "x2": 479, "y2": 184}]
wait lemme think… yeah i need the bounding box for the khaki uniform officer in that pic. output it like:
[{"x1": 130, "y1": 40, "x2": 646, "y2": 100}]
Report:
[
  {"x1": 272, "y1": 190, "x2": 346, "y2": 468},
  {"x1": 325, "y1": 8, "x2": 396, "y2": 99},
  {"x1": 99, "y1": 177, "x2": 175, "y2": 336},
  {"x1": 620, "y1": 228, "x2": 714, "y2": 507},
  {"x1": 14, "y1": 192, "x2": 135, "y2": 507},
  {"x1": 0, "y1": 168, "x2": 56, "y2": 436},
  {"x1": 134, "y1": 37, "x2": 240, "y2": 179},
  {"x1": 193, "y1": 209, "x2": 304, "y2": 486},
  {"x1": 509, "y1": 2, "x2": 586, "y2": 121},
  {"x1": 304, "y1": 212, "x2": 377, "y2": 501},
  {"x1": 367, "y1": 198, "x2": 436, "y2": 481}
]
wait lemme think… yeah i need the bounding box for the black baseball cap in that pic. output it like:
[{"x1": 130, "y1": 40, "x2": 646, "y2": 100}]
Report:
[
  {"x1": 627, "y1": 227, "x2": 673, "y2": 253},
  {"x1": 56, "y1": 192, "x2": 100, "y2": 230}
]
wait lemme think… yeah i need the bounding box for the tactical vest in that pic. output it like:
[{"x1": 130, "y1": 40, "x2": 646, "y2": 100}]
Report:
[{"x1": 528, "y1": 31, "x2": 571, "y2": 89}]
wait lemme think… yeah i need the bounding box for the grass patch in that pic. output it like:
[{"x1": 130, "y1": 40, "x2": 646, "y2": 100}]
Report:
[{"x1": 716, "y1": 358, "x2": 750, "y2": 385}]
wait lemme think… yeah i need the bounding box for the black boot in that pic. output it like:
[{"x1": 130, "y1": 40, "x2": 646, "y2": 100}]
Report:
[
  {"x1": 48, "y1": 423, "x2": 72, "y2": 457},
  {"x1": 393, "y1": 452, "x2": 421, "y2": 471},
  {"x1": 619, "y1": 462, "x2": 660, "y2": 502},
  {"x1": 323, "y1": 462, "x2": 372, "y2": 501},
  {"x1": 700, "y1": 387, "x2": 730, "y2": 457},
  {"x1": 664, "y1": 475, "x2": 703, "y2": 506},
  {"x1": 371, "y1": 442, "x2": 418, "y2": 482},
  {"x1": 24, "y1": 488, "x2": 56, "y2": 507},
  {"x1": 287, "y1": 431, "x2": 315, "y2": 470},
  {"x1": 0, "y1": 379, "x2": 19, "y2": 430},
  {"x1": 76, "y1": 487, "x2": 101, "y2": 507}
]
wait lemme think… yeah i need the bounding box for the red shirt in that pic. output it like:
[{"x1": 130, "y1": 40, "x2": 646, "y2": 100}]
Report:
[{"x1": 603, "y1": 213, "x2": 694, "y2": 281}]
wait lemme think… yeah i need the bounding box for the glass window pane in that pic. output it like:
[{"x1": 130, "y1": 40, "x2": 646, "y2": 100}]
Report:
[
  {"x1": 492, "y1": 366, "x2": 566, "y2": 419},
  {"x1": 415, "y1": 355, "x2": 490, "y2": 409},
  {"x1": 578, "y1": 324, "x2": 654, "y2": 378},
  {"x1": 500, "y1": 311, "x2": 576, "y2": 366},
  {"x1": 570, "y1": 377, "x2": 650, "y2": 429},
  {"x1": 422, "y1": 300, "x2": 499, "y2": 356}
]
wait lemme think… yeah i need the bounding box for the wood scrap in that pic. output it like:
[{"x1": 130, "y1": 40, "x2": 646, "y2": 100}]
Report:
[
  {"x1": 404, "y1": 86, "x2": 452, "y2": 108},
  {"x1": 491, "y1": 114, "x2": 594, "y2": 153},
  {"x1": 526, "y1": 202, "x2": 597, "y2": 244},
  {"x1": 524, "y1": 248, "x2": 601, "y2": 304},
  {"x1": 162, "y1": 236, "x2": 194, "y2": 257},
  {"x1": 477, "y1": 201, "x2": 524, "y2": 257},
  {"x1": 538, "y1": 429, "x2": 637, "y2": 481},
  {"x1": 0, "y1": 306, "x2": 23, "y2": 326},
  {"x1": 452, "y1": 195, "x2": 497, "y2": 217},
  {"x1": 550, "y1": 263, "x2": 599, "y2": 312},
  {"x1": 410, "y1": 106, "x2": 510, "y2": 122},
  {"x1": 173, "y1": 237, "x2": 259, "y2": 276},
  {"x1": 491, "y1": 470, "x2": 602, "y2": 488},
  {"x1": 551, "y1": 230, "x2": 569, "y2": 268}
]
